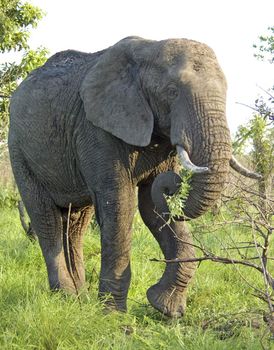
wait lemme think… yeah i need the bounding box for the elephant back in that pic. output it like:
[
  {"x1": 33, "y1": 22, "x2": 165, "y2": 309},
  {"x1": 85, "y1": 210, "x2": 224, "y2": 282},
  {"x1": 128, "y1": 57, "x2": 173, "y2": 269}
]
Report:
[{"x1": 27, "y1": 49, "x2": 104, "y2": 84}]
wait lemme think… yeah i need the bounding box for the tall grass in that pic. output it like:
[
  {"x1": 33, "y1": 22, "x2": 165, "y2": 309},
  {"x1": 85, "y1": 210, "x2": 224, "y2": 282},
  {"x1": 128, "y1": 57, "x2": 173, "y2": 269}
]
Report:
[{"x1": 0, "y1": 205, "x2": 270, "y2": 349}]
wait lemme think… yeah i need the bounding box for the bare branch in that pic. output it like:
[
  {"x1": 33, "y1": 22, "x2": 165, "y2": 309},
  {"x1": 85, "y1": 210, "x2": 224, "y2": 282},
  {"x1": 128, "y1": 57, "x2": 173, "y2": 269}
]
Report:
[
  {"x1": 150, "y1": 255, "x2": 271, "y2": 278},
  {"x1": 236, "y1": 101, "x2": 261, "y2": 113},
  {"x1": 64, "y1": 203, "x2": 81, "y2": 305},
  {"x1": 256, "y1": 84, "x2": 274, "y2": 99}
]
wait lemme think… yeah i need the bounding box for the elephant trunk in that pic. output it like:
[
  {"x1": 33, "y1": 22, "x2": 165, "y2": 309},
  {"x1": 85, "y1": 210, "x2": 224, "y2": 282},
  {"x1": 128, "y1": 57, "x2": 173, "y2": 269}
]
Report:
[
  {"x1": 182, "y1": 143, "x2": 231, "y2": 219},
  {"x1": 152, "y1": 95, "x2": 232, "y2": 219}
]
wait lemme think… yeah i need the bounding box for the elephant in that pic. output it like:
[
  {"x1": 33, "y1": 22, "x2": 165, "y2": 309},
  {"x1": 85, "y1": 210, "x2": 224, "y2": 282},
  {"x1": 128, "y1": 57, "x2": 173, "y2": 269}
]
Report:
[{"x1": 8, "y1": 36, "x2": 260, "y2": 317}]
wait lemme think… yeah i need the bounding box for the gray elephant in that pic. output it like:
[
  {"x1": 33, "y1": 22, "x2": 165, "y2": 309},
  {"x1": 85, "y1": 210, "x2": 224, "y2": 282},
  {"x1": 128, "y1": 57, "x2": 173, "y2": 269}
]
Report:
[{"x1": 8, "y1": 36, "x2": 259, "y2": 317}]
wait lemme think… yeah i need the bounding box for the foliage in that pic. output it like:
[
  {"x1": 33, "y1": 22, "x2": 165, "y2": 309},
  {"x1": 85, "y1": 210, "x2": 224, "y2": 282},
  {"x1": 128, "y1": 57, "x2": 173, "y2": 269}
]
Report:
[
  {"x1": 166, "y1": 169, "x2": 192, "y2": 219},
  {"x1": 253, "y1": 26, "x2": 274, "y2": 64},
  {"x1": 0, "y1": 0, "x2": 44, "y2": 52},
  {"x1": 0, "y1": 0, "x2": 48, "y2": 149},
  {"x1": 233, "y1": 115, "x2": 274, "y2": 179}
]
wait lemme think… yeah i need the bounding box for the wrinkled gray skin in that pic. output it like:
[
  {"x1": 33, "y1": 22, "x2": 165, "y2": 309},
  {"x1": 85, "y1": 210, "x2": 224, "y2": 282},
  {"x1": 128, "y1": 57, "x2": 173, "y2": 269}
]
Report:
[{"x1": 9, "y1": 36, "x2": 232, "y2": 317}]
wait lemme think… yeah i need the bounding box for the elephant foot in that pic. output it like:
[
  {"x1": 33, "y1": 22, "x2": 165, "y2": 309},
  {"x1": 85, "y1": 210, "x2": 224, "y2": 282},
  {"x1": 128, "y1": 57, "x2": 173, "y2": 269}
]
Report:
[
  {"x1": 98, "y1": 291, "x2": 127, "y2": 313},
  {"x1": 98, "y1": 270, "x2": 130, "y2": 313},
  {"x1": 49, "y1": 279, "x2": 85, "y2": 295},
  {"x1": 147, "y1": 283, "x2": 187, "y2": 318},
  {"x1": 48, "y1": 264, "x2": 86, "y2": 295}
]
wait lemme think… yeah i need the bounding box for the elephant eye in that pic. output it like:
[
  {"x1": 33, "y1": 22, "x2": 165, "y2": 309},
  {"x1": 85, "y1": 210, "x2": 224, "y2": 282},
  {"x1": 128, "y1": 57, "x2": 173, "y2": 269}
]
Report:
[{"x1": 167, "y1": 84, "x2": 178, "y2": 100}]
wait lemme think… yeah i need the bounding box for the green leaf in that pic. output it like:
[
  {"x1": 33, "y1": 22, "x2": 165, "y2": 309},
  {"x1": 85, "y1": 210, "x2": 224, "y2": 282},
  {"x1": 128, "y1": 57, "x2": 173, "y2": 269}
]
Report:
[{"x1": 165, "y1": 169, "x2": 193, "y2": 220}]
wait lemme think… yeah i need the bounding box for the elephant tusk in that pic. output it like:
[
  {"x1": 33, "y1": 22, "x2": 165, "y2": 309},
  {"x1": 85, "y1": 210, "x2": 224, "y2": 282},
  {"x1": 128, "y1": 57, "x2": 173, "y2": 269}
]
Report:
[
  {"x1": 176, "y1": 145, "x2": 209, "y2": 174},
  {"x1": 230, "y1": 156, "x2": 262, "y2": 179}
]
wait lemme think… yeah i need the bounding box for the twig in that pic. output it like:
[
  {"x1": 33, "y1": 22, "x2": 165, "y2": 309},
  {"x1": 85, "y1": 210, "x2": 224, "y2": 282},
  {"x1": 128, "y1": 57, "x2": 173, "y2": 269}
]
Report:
[
  {"x1": 153, "y1": 209, "x2": 208, "y2": 254},
  {"x1": 216, "y1": 234, "x2": 273, "y2": 298},
  {"x1": 236, "y1": 101, "x2": 261, "y2": 113},
  {"x1": 221, "y1": 245, "x2": 257, "y2": 250},
  {"x1": 256, "y1": 84, "x2": 274, "y2": 99},
  {"x1": 252, "y1": 227, "x2": 274, "y2": 313},
  {"x1": 65, "y1": 203, "x2": 81, "y2": 303},
  {"x1": 150, "y1": 255, "x2": 269, "y2": 275}
]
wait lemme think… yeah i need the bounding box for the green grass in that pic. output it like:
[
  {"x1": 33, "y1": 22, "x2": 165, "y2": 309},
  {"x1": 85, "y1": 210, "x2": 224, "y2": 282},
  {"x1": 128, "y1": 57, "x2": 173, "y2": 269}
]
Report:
[{"x1": 0, "y1": 207, "x2": 272, "y2": 350}]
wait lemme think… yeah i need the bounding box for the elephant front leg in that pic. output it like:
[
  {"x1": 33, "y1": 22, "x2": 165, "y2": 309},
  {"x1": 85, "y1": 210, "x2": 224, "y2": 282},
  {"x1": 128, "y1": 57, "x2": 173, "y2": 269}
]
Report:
[
  {"x1": 138, "y1": 183, "x2": 197, "y2": 318},
  {"x1": 95, "y1": 187, "x2": 136, "y2": 312}
]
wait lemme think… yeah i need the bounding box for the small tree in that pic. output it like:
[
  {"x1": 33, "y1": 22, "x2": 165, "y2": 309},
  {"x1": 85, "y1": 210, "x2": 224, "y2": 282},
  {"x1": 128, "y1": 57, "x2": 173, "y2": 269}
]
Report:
[
  {"x1": 233, "y1": 114, "x2": 273, "y2": 215},
  {"x1": 234, "y1": 25, "x2": 274, "y2": 216}
]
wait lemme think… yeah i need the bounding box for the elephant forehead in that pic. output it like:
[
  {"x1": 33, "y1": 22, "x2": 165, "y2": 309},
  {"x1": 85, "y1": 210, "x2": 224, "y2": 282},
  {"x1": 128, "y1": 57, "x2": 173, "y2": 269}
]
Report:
[
  {"x1": 156, "y1": 40, "x2": 224, "y2": 80},
  {"x1": 160, "y1": 39, "x2": 216, "y2": 63}
]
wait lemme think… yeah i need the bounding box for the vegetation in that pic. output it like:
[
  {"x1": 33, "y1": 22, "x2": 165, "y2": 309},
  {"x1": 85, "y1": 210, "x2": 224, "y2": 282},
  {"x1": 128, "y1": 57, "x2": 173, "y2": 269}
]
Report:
[
  {"x1": 0, "y1": 206, "x2": 271, "y2": 350},
  {"x1": 165, "y1": 169, "x2": 193, "y2": 220},
  {"x1": 233, "y1": 27, "x2": 273, "y2": 219}
]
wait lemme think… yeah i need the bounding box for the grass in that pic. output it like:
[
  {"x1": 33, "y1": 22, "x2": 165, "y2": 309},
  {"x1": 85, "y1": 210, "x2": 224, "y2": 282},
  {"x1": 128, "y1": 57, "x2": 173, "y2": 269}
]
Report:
[{"x1": 0, "y1": 206, "x2": 272, "y2": 350}]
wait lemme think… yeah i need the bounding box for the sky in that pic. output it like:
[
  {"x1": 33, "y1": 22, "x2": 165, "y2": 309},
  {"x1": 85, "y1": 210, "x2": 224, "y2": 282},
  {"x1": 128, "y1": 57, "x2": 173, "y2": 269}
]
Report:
[{"x1": 7, "y1": 0, "x2": 274, "y2": 134}]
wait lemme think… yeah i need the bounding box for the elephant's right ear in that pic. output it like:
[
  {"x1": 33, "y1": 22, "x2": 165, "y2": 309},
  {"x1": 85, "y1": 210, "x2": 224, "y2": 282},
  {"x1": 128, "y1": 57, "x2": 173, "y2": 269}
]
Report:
[{"x1": 80, "y1": 38, "x2": 154, "y2": 147}]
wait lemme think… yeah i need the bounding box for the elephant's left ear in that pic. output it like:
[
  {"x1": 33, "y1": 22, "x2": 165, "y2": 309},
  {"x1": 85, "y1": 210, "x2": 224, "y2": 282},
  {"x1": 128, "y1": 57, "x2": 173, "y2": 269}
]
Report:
[{"x1": 80, "y1": 38, "x2": 154, "y2": 147}]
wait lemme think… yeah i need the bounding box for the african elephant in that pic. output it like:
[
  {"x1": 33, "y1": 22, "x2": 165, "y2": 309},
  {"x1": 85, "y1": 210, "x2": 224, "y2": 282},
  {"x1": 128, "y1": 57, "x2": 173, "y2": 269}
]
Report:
[{"x1": 8, "y1": 36, "x2": 259, "y2": 317}]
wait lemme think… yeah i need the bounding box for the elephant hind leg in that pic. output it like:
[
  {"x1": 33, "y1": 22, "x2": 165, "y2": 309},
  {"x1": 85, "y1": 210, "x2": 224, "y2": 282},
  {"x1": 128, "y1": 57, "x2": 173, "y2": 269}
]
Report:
[
  {"x1": 61, "y1": 206, "x2": 93, "y2": 292},
  {"x1": 9, "y1": 149, "x2": 89, "y2": 293},
  {"x1": 18, "y1": 194, "x2": 77, "y2": 293}
]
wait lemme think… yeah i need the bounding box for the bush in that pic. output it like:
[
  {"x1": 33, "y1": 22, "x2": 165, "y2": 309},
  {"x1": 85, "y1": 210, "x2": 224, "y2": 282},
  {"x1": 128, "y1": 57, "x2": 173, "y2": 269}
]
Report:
[{"x1": 0, "y1": 185, "x2": 19, "y2": 208}]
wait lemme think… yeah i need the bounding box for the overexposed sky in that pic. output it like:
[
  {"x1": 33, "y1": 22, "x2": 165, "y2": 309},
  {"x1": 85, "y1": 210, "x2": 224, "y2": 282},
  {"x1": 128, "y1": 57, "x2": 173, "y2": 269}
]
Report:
[{"x1": 11, "y1": 0, "x2": 274, "y2": 133}]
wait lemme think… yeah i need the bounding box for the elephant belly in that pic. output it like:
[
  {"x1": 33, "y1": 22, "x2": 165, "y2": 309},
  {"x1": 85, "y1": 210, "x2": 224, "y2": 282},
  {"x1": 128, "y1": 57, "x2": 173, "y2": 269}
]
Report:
[
  {"x1": 50, "y1": 190, "x2": 93, "y2": 209},
  {"x1": 22, "y1": 148, "x2": 92, "y2": 209},
  {"x1": 38, "y1": 170, "x2": 92, "y2": 208}
]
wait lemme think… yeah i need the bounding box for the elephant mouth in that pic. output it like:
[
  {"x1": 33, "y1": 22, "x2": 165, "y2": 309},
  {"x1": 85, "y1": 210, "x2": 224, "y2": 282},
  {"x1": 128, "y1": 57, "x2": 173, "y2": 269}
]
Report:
[{"x1": 151, "y1": 145, "x2": 262, "y2": 220}]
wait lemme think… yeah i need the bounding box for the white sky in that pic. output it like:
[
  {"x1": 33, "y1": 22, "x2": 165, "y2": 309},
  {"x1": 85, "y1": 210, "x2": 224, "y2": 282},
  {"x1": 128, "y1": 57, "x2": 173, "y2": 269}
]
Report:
[{"x1": 6, "y1": 0, "x2": 274, "y2": 134}]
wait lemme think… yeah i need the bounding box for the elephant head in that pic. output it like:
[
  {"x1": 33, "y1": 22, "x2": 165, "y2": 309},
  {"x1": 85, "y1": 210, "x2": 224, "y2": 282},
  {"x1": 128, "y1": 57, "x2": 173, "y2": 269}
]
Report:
[{"x1": 80, "y1": 36, "x2": 259, "y2": 219}]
